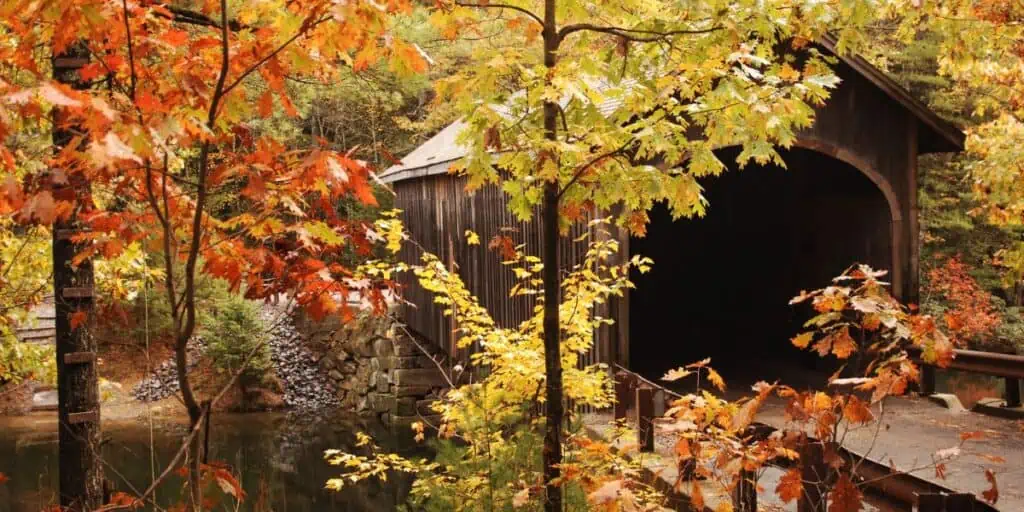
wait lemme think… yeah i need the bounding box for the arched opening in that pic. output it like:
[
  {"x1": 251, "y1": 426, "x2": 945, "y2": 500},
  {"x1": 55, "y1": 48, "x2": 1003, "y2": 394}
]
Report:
[{"x1": 628, "y1": 146, "x2": 895, "y2": 388}]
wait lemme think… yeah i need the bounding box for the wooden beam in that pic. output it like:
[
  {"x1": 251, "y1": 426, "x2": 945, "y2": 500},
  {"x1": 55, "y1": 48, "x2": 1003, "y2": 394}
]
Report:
[
  {"x1": 67, "y1": 410, "x2": 99, "y2": 425},
  {"x1": 61, "y1": 287, "x2": 94, "y2": 299},
  {"x1": 63, "y1": 352, "x2": 95, "y2": 365}
]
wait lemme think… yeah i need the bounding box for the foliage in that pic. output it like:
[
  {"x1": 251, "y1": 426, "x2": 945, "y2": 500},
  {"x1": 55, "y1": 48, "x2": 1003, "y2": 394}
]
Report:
[
  {"x1": 0, "y1": 220, "x2": 54, "y2": 385},
  {"x1": 925, "y1": 256, "x2": 1001, "y2": 346},
  {"x1": 0, "y1": 330, "x2": 55, "y2": 385},
  {"x1": 328, "y1": 220, "x2": 676, "y2": 511},
  {"x1": 202, "y1": 289, "x2": 270, "y2": 388}
]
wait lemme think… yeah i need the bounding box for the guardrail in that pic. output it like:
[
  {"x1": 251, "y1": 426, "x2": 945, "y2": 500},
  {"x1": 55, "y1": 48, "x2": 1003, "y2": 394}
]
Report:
[
  {"x1": 611, "y1": 364, "x2": 999, "y2": 512},
  {"x1": 914, "y1": 347, "x2": 1024, "y2": 408}
]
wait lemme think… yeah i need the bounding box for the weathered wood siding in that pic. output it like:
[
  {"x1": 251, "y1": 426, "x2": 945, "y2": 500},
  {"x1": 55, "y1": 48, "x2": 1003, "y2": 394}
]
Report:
[{"x1": 392, "y1": 174, "x2": 607, "y2": 365}]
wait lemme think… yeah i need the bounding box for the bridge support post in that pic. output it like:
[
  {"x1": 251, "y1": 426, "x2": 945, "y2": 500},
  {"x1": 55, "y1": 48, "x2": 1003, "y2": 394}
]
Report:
[
  {"x1": 732, "y1": 467, "x2": 757, "y2": 512},
  {"x1": 798, "y1": 439, "x2": 827, "y2": 512},
  {"x1": 1005, "y1": 377, "x2": 1021, "y2": 408},
  {"x1": 920, "y1": 365, "x2": 936, "y2": 396},
  {"x1": 636, "y1": 386, "x2": 655, "y2": 453},
  {"x1": 614, "y1": 371, "x2": 633, "y2": 421}
]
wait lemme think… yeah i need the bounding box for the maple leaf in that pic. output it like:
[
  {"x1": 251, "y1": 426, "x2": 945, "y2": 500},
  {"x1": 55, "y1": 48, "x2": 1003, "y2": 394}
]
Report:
[
  {"x1": 982, "y1": 469, "x2": 999, "y2": 504},
  {"x1": 791, "y1": 331, "x2": 813, "y2": 349},
  {"x1": 776, "y1": 468, "x2": 802, "y2": 503},
  {"x1": 661, "y1": 367, "x2": 692, "y2": 382},
  {"x1": 69, "y1": 310, "x2": 87, "y2": 331},
  {"x1": 465, "y1": 230, "x2": 480, "y2": 245},
  {"x1": 842, "y1": 395, "x2": 873, "y2": 424},
  {"x1": 162, "y1": 29, "x2": 189, "y2": 47},
  {"x1": 830, "y1": 327, "x2": 857, "y2": 359},
  {"x1": 258, "y1": 90, "x2": 274, "y2": 118},
  {"x1": 0, "y1": 472, "x2": 8, "y2": 484},
  {"x1": 706, "y1": 367, "x2": 726, "y2": 391},
  {"x1": 828, "y1": 473, "x2": 863, "y2": 512}
]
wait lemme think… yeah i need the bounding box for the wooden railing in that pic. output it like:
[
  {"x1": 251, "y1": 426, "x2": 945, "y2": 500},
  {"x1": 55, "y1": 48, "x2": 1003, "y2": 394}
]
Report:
[{"x1": 915, "y1": 347, "x2": 1024, "y2": 408}]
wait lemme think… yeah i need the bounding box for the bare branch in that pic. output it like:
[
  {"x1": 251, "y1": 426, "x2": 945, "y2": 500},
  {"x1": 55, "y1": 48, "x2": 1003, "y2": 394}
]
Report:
[
  {"x1": 454, "y1": 1, "x2": 544, "y2": 27},
  {"x1": 558, "y1": 23, "x2": 721, "y2": 41}
]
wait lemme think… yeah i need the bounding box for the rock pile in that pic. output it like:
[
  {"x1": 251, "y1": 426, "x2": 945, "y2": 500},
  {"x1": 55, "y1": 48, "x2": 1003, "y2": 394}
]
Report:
[
  {"x1": 130, "y1": 337, "x2": 207, "y2": 402},
  {"x1": 264, "y1": 307, "x2": 340, "y2": 412}
]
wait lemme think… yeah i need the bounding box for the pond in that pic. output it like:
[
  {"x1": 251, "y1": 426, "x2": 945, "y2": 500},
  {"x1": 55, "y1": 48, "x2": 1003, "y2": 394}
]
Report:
[{"x1": 0, "y1": 412, "x2": 424, "y2": 512}]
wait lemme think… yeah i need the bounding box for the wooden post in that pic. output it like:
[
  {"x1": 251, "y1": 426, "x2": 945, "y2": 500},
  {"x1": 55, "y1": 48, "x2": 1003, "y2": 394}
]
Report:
[
  {"x1": 636, "y1": 386, "x2": 655, "y2": 452},
  {"x1": 920, "y1": 365, "x2": 936, "y2": 396},
  {"x1": 732, "y1": 468, "x2": 757, "y2": 512},
  {"x1": 798, "y1": 439, "x2": 826, "y2": 512},
  {"x1": 614, "y1": 371, "x2": 631, "y2": 421},
  {"x1": 1005, "y1": 377, "x2": 1021, "y2": 408},
  {"x1": 52, "y1": 44, "x2": 103, "y2": 511}
]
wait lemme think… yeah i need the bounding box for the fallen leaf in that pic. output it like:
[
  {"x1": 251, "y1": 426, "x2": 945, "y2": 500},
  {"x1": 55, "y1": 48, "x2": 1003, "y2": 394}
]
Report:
[{"x1": 982, "y1": 469, "x2": 998, "y2": 504}]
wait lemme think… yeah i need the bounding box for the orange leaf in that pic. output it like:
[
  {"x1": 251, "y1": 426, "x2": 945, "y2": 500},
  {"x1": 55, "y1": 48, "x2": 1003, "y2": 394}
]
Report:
[
  {"x1": 791, "y1": 332, "x2": 813, "y2": 349},
  {"x1": 706, "y1": 367, "x2": 726, "y2": 391},
  {"x1": 0, "y1": 472, "x2": 8, "y2": 484},
  {"x1": 982, "y1": 469, "x2": 999, "y2": 505},
  {"x1": 776, "y1": 468, "x2": 802, "y2": 503},
  {"x1": 70, "y1": 310, "x2": 87, "y2": 331},
  {"x1": 842, "y1": 395, "x2": 874, "y2": 424},
  {"x1": 828, "y1": 473, "x2": 863, "y2": 512},
  {"x1": 257, "y1": 90, "x2": 274, "y2": 118},
  {"x1": 162, "y1": 29, "x2": 189, "y2": 47},
  {"x1": 830, "y1": 327, "x2": 857, "y2": 359}
]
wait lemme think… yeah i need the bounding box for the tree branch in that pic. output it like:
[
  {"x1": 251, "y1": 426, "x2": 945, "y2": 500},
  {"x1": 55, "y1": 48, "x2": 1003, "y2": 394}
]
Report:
[
  {"x1": 219, "y1": 16, "x2": 330, "y2": 100},
  {"x1": 556, "y1": 145, "x2": 630, "y2": 200},
  {"x1": 454, "y1": 1, "x2": 544, "y2": 27},
  {"x1": 558, "y1": 23, "x2": 722, "y2": 41}
]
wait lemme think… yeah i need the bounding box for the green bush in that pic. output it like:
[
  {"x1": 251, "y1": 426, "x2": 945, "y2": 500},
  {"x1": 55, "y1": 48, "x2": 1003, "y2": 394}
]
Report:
[
  {"x1": 0, "y1": 326, "x2": 55, "y2": 386},
  {"x1": 202, "y1": 292, "x2": 271, "y2": 388}
]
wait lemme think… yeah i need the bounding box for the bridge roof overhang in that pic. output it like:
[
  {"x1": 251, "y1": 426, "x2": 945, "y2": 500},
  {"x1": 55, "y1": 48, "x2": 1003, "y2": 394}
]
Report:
[{"x1": 380, "y1": 41, "x2": 964, "y2": 185}]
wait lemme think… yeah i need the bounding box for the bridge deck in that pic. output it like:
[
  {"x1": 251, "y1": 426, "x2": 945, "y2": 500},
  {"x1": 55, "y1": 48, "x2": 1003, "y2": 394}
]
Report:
[{"x1": 585, "y1": 395, "x2": 1023, "y2": 511}]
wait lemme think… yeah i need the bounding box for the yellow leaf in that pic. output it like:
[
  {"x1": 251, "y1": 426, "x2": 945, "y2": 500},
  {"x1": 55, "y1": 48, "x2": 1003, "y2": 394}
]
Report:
[
  {"x1": 465, "y1": 230, "x2": 480, "y2": 245},
  {"x1": 791, "y1": 332, "x2": 813, "y2": 349}
]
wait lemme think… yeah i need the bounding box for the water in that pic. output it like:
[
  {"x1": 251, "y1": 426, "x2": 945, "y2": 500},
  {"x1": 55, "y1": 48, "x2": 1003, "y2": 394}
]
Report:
[{"x1": 0, "y1": 412, "x2": 424, "y2": 512}]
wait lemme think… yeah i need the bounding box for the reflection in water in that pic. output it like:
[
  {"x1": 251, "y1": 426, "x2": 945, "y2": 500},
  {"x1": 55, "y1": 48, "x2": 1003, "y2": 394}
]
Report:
[{"x1": 0, "y1": 412, "x2": 424, "y2": 512}]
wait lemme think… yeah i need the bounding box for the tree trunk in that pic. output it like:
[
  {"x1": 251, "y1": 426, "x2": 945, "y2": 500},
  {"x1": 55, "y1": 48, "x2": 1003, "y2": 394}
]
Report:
[
  {"x1": 52, "y1": 44, "x2": 104, "y2": 511},
  {"x1": 541, "y1": 1, "x2": 564, "y2": 510}
]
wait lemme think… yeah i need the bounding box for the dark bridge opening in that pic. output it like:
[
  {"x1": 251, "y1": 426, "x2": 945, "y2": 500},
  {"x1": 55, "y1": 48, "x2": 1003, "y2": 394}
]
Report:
[{"x1": 629, "y1": 147, "x2": 893, "y2": 389}]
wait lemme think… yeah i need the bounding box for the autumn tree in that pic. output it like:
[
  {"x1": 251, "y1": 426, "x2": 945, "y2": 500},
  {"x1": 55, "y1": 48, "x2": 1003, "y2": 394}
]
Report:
[
  {"x1": 1, "y1": 0, "x2": 424, "y2": 507},
  {"x1": 427, "y1": 0, "x2": 880, "y2": 508}
]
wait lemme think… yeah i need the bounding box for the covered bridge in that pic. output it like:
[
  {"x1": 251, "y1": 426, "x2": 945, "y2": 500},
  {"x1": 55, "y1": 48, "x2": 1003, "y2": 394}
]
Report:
[{"x1": 380, "y1": 47, "x2": 965, "y2": 382}]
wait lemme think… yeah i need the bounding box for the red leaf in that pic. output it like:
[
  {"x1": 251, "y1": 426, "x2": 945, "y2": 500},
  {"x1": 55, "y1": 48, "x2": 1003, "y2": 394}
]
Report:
[
  {"x1": 828, "y1": 473, "x2": 863, "y2": 512},
  {"x1": 162, "y1": 29, "x2": 189, "y2": 47},
  {"x1": 0, "y1": 472, "x2": 8, "y2": 484},
  {"x1": 258, "y1": 90, "x2": 274, "y2": 118},
  {"x1": 70, "y1": 310, "x2": 87, "y2": 331},
  {"x1": 776, "y1": 468, "x2": 802, "y2": 503},
  {"x1": 982, "y1": 469, "x2": 999, "y2": 504}
]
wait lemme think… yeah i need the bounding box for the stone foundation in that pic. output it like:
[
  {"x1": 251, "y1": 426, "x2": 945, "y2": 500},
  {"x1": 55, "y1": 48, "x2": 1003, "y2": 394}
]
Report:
[{"x1": 297, "y1": 312, "x2": 446, "y2": 424}]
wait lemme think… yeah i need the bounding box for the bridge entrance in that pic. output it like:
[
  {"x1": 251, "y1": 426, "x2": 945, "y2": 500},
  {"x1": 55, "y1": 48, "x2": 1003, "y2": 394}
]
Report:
[{"x1": 629, "y1": 147, "x2": 894, "y2": 387}]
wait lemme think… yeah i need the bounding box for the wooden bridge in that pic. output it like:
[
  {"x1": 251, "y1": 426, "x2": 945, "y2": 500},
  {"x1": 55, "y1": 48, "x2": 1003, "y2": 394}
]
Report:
[{"x1": 380, "y1": 42, "x2": 964, "y2": 379}]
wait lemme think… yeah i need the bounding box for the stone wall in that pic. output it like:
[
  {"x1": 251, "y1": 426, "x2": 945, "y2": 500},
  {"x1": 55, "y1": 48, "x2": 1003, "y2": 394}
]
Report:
[{"x1": 296, "y1": 312, "x2": 447, "y2": 424}]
